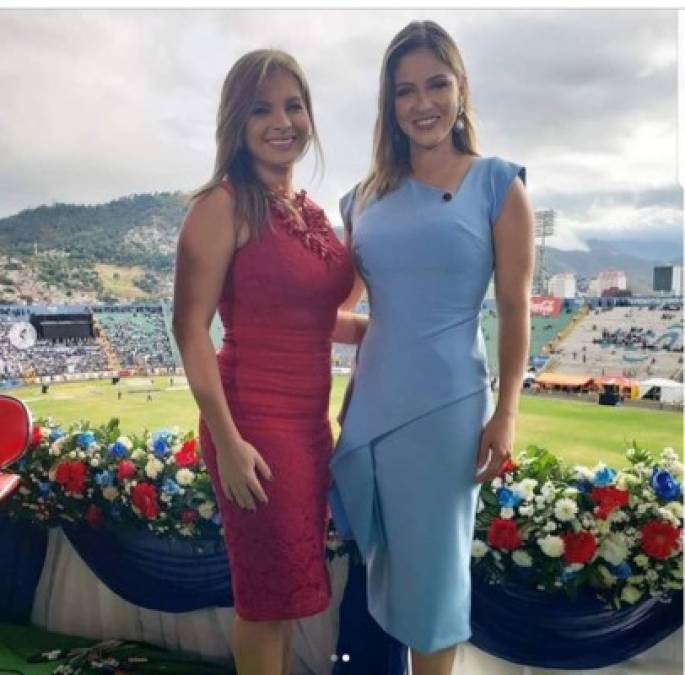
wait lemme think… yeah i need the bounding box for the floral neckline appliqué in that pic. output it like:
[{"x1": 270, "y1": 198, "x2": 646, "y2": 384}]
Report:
[{"x1": 267, "y1": 190, "x2": 341, "y2": 262}]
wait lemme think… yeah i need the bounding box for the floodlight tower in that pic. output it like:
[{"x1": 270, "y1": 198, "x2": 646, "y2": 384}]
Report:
[{"x1": 533, "y1": 209, "x2": 556, "y2": 295}]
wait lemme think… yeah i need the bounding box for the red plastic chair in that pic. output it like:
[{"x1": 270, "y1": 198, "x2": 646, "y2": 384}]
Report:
[{"x1": 0, "y1": 395, "x2": 32, "y2": 501}]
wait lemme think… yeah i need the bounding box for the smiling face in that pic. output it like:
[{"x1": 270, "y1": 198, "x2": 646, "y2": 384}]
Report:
[
  {"x1": 244, "y1": 67, "x2": 312, "y2": 181},
  {"x1": 393, "y1": 47, "x2": 462, "y2": 153}
]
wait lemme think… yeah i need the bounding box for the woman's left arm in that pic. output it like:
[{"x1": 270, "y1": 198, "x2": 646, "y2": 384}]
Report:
[
  {"x1": 475, "y1": 177, "x2": 535, "y2": 483},
  {"x1": 331, "y1": 225, "x2": 369, "y2": 346}
]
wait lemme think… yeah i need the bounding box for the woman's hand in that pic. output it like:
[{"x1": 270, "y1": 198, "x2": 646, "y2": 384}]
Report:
[
  {"x1": 474, "y1": 410, "x2": 515, "y2": 484},
  {"x1": 216, "y1": 438, "x2": 273, "y2": 511}
]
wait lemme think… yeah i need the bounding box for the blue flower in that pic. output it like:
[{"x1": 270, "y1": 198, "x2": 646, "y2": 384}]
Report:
[
  {"x1": 162, "y1": 479, "x2": 182, "y2": 495},
  {"x1": 37, "y1": 481, "x2": 54, "y2": 497},
  {"x1": 561, "y1": 568, "x2": 580, "y2": 582},
  {"x1": 607, "y1": 561, "x2": 632, "y2": 580},
  {"x1": 74, "y1": 432, "x2": 96, "y2": 449},
  {"x1": 94, "y1": 470, "x2": 114, "y2": 487},
  {"x1": 570, "y1": 480, "x2": 592, "y2": 494},
  {"x1": 152, "y1": 438, "x2": 169, "y2": 458},
  {"x1": 48, "y1": 429, "x2": 64, "y2": 443},
  {"x1": 651, "y1": 467, "x2": 681, "y2": 501},
  {"x1": 496, "y1": 487, "x2": 522, "y2": 508},
  {"x1": 592, "y1": 467, "x2": 617, "y2": 487},
  {"x1": 109, "y1": 441, "x2": 128, "y2": 459}
]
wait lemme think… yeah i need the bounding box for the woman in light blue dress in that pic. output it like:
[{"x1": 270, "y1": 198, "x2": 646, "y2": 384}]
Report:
[{"x1": 329, "y1": 21, "x2": 535, "y2": 674}]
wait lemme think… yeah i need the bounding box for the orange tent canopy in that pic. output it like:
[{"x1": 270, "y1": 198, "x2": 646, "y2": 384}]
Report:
[
  {"x1": 595, "y1": 375, "x2": 637, "y2": 387},
  {"x1": 535, "y1": 373, "x2": 594, "y2": 387}
]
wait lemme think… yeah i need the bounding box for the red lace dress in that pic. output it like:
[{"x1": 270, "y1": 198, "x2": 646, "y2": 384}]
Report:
[{"x1": 199, "y1": 182, "x2": 354, "y2": 621}]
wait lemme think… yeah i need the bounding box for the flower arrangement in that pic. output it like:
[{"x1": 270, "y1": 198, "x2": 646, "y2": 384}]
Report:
[
  {"x1": 3, "y1": 416, "x2": 355, "y2": 560},
  {"x1": 4, "y1": 417, "x2": 222, "y2": 539},
  {"x1": 471, "y1": 444, "x2": 683, "y2": 609}
]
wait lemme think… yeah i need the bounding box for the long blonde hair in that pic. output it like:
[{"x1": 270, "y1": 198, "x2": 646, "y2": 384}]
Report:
[
  {"x1": 192, "y1": 49, "x2": 323, "y2": 236},
  {"x1": 358, "y1": 21, "x2": 478, "y2": 211}
]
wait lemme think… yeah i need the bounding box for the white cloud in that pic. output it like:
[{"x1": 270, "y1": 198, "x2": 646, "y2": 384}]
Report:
[{"x1": 0, "y1": 8, "x2": 679, "y2": 251}]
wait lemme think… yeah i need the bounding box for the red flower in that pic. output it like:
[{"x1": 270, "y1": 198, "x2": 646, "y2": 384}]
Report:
[
  {"x1": 498, "y1": 458, "x2": 517, "y2": 477},
  {"x1": 55, "y1": 461, "x2": 87, "y2": 495},
  {"x1": 590, "y1": 486, "x2": 629, "y2": 519},
  {"x1": 116, "y1": 460, "x2": 136, "y2": 480},
  {"x1": 180, "y1": 509, "x2": 199, "y2": 525},
  {"x1": 85, "y1": 504, "x2": 104, "y2": 529},
  {"x1": 561, "y1": 529, "x2": 597, "y2": 564},
  {"x1": 174, "y1": 439, "x2": 198, "y2": 468},
  {"x1": 487, "y1": 517, "x2": 522, "y2": 550},
  {"x1": 131, "y1": 482, "x2": 159, "y2": 520},
  {"x1": 30, "y1": 426, "x2": 43, "y2": 447},
  {"x1": 641, "y1": 520, "x2": 681, "y2": 560}
]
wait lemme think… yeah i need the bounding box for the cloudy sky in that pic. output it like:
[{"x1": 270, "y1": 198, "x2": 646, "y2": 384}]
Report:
[{"x1": 0, "y1": 9, "x2": 681, "y2": 251}]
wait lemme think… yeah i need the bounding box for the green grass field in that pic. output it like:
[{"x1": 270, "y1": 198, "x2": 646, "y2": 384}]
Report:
[{"x1": 13, "y1": 375, "x2": 682, "y2": 469}]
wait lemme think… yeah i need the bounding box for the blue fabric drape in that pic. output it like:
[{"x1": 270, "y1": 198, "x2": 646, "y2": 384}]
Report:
[
  {"x1": 333, "y1": 558, "x2": 408, "y2": 675},
  {"x1": 470, "y1": 576, "x2": 683, "y2": 669},
  {"x1": 0, "y1": 518, "x2": 47, "y2": 623},
  {"x1": 1, "y1": 517, "x2": 681, "y2": 672},
  {"x1": 62, "y1": 524, "x2": 233, "y2": 612}
]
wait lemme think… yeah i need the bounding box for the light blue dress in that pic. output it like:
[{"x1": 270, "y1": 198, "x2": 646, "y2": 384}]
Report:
[{"x1": 329, "y1": 156, "x2": 526, "y2": 653}]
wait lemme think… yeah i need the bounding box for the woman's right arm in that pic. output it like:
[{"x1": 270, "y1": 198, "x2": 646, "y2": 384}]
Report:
[{"x1": 172, "y1": 186, "x2": 272, "y2": 511}]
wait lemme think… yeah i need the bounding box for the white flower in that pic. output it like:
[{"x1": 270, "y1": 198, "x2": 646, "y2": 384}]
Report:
[
  {"x1": 554, "y1": 498, "x2": 578, "y2": 522},
  {"x1": 477, "y1": 498, "x2": 484, "y2": 513},
  {"x1": 176, "y1": 468, "x2": 196, "y2": 486},
  {"x1": 513, "y1": 478, "x2": 538, "y2": 502},
  {"x1": 90, "y1": 458, "x2": 100, "y2": 468},
  {"x1": 621, "y1": 585, "x2": 643, "y2": 604},
  {"x1": 102, "y1": 486, "x2": 119, "y2": 501},
  {"x1": 572, "y1": 466, "x2": 594, "y2": 481},
  {"x1": 512, "y1": 550, "x2": 533, "y2": 567},
  {"x1": 544, "y1": 521, "x2": 557, "y2": 532},
  {"x1": 646, "y1": 569, "x2": 659, "y2": 582},
  {"x1": 606, "y1": 509, "x2": 629, "y2": 525},
  {"x1": 628, "y1": 575, "x2": 645, "y2": 584},
  {"x1": 661, "y1": 448, "x2": 679, "y2": 462},
  {"x1": 538, "y1": 535, "x2": 564, "y2": 557},
  {"x1": 664, "y1": 501, "x2": 684, "y2": 521},
  {"x1": 144, "y1": 458, "x2": 165, "y2": 480},
  {"x1": 636, "y1": 503, "x2": 650, "y2": 516},
  {"x1": 131, "y1": 448, "x2": 147, "y2": 461},
  {"x1": 500, "y1": 507, "x2": 515, "y2": 519},
  {"x1": 198, "y1": 501, "x2": 216, "y2": 519},
  {"x1": 541, "y1": 481, "x2": 555, "y2": 501},
  {"x1": 69, "y1": 450, "x2": 77, "y2": 459},
  {"x1": 49, "y1": 436, "x2": 68, "y2": 456},
  {"x1": 597, "y1": 565, "x2": 617, "y2": 586},
  {"x1": 599, "y1": 533, "x2": 629, "y2": 566},
  {"x1": 673, "y1": 560, "x2": 683, "y2": 580},
  {"x1": 471, "y1": 540, "x2": 489, "y2": 558},
  {"x1": 616, "y1": 472, "x2": 639, "y2": 490},
  {"x1": 669, "y1": 462, "x2": 684, "y2": 480},
  {"x1": 77, "y1": 451, "x2": 86, "y2": 459},
  {"x1": 519, "y1": 505, "x2": 535, "y2": 517},
  {"x1": 565, "y1": 563, "x2": 585, "y2": 573},
  {"x1": 657, "y1": 508, "x2": 681, "y2": 527},
  {"x1": 491, "y1": 477, "x2": 503, "y2": 489},
  {"x1": 116, "y1": 436, "x2": 133, "y2": 450}
]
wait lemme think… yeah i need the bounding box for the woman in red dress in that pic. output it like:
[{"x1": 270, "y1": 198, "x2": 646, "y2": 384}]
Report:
[{"x1": 172, "y1": 50, "x2": 365, "y2": 675}]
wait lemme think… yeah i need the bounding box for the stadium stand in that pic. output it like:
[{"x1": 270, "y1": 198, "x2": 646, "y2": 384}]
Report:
[{"x1": 543, "y1": 305, "x2": 683, "y2": 380}]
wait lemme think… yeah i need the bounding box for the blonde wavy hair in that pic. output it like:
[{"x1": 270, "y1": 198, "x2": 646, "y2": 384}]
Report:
[
  {"x1": 357, "y1": 21, "x2": 478, "y2": 211},
  {"x1": 191, "y1": 49, "x2": 322, "y2": 236}
]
